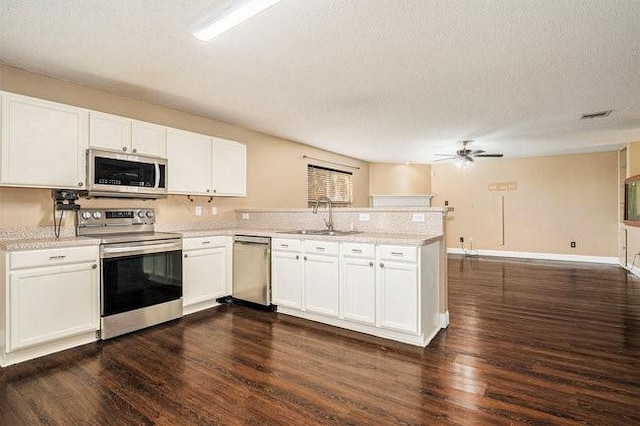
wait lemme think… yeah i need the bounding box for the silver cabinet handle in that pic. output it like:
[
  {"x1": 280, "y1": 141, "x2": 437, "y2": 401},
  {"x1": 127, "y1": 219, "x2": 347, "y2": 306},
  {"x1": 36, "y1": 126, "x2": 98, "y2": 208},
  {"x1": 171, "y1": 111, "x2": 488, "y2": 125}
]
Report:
[
  {"x1": 184, "y1": 254, "x2": 188, "y2": 258},
  {"x1": 49, "y1": 255, "x2": 66, "y2": 260},
  {"x1": 369, "y1": 261, "x2": 374, "y2": 267},
  {"x1": 391, "y1": 252, "x2": 404, "y2": 256},
  {"x1": 379, "y1": 262, "x2": 384, "y2": 268},
  {"x1": 295, "y1": 255, "x2": 299, "y2": 260},
  {"x1": 132, "y1": 148, "x2": 137, "y2": 153},
  {"x1": 201, "y1": 241, "x2": 211, "y2": 245},
  {"x1": 122, "y1": 146, "x2": 127, "y2": 151},
  {"x1": 206, "y1": 189, "x2": 210, "y2": 193},
  {"x1": 78, "y1": 182, "x2": 83, "y2": 187},
  {"x1": 304, "y1": 256, "x2": 307, "y2": 261},
  {"x1": 92, "y1": 264, "x2": 97, "y2": 269},
  {"x1": 281, "y1": 244, "x2": 289, "y2": 248},
  {"x1": 316, "y1": 246, "x2": 326, "y2": 251},
  {"x1": 213, "y1": 189, "x2": 217, "y2": 193},
  {"x1": 352, "y1": 249, "x2": 362, "y2": 253}
]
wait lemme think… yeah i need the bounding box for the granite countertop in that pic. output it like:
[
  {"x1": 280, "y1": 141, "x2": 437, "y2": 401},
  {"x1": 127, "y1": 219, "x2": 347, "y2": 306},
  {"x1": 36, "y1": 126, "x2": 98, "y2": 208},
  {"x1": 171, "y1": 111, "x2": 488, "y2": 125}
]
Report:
[
  {"x1": 0, "y1": 227, "x2": 442, "y2": 252},
  {"x1": 0, "y1": 236, "x2": 101, "y2": 252},
  {"x1": 177, "y1": 227, "x2": 442, "y2": 246}
]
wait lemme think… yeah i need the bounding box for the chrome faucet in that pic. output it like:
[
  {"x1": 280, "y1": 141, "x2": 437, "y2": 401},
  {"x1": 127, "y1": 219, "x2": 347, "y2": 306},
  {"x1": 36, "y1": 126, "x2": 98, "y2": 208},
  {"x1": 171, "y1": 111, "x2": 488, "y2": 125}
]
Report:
[{"x1": 313, "y1": 196, "x2": 334, "y2": 231}]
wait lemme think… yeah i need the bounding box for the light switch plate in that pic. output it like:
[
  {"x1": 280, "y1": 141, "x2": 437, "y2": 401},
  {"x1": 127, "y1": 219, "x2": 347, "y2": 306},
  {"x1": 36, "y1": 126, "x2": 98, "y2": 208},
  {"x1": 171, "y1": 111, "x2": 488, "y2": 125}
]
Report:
[
  {"x1": 412, "y1": 213, "x2": 425, "y2": 222},
  {"x1": 211, "y1": 206, "x2": 218, "y2": 215},
  {"x1": 241, "y1": 213, "x2": 250, "y2": 220},
  {"x1": 195, "y1": 205, "x2": 202, "y2": 216},
  {"x1": 358, "y1": 213, "x2": 370, "y2": 221}
]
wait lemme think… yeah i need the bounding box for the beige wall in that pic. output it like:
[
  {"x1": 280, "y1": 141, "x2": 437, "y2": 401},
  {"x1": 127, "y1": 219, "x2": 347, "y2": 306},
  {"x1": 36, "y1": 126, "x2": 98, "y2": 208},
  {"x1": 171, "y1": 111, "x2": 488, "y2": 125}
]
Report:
[
  {"x1": 432, "y1": 152, "x2": 618, "y2": 257},
  {"x1": 0, "y1": 65, "x2": 369, "y2": 229},
  {"x1": 368, "y1": 163, "x2": 431, "y2": 196}
]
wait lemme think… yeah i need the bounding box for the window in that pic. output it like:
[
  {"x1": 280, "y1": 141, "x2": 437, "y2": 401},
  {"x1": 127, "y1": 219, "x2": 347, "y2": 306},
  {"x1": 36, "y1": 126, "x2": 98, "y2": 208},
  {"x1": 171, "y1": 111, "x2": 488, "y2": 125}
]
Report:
[{"x1": 307, "y1": 164, "x2": 353, "y2": 207}]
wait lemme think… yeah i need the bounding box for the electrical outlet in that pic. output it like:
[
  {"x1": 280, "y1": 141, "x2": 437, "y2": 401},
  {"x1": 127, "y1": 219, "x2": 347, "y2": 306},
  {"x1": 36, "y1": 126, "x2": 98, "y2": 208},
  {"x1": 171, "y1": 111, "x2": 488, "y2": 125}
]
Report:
[
  {"x1": 459, "y1": 237, "x2": 464, "y2": 243},
  {"x1": 211, "y1": 206, "x2": 218, "y2": 216},
  {"x1": 241, "y1": 213, "x2": 249, "y2": 220},
  {"x1": 444, "y1": 200, "x2": 449, "y2": 206},
  {"x1": 570, "y1": 241, "x2": 576, "y2": 248},
  {"x1": 358, "y1": 213, "x2": 370, "y2": 221},
  {"x1": 195, "y1": 205, "x2": 202, "y2": 216},
  {"x1": 412, "y1": 213, "x2": 425, "y2": 222}
]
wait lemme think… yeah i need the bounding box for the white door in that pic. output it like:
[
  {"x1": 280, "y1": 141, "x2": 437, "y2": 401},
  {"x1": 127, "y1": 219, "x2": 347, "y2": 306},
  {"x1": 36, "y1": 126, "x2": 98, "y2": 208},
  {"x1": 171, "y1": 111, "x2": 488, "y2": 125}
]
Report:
[
  {"x1": 132, "y1": 120, "x2": 166, "y2": 157},
  {"x1": 166, "y1": 129, "x2": 211, "y2": 194},
  {"x1": 9, "y1": 262, "x2": 99, "y2": 351},
  {"x1": 341, "y1": 257, "x2": 376, "y2": 325},
  {"x1": 211, "y1": 138, "x2": 246, "y2": 196},
  {"x1": 271, "y1": 251, "x2": 302, "y2": 309},
  {"x1": 377, "y1": 261, "x2": 418, "y2": 333},
  {"x1": 89, "y1": 111, "x2": 131, "y2": 152},
  {"x1": 1, "y1": 93, "x2": 87, "y2": 189},
  {"x1": 183, "y1": 247, "x2": 227, "y2": 307},
  {"x1": 304, "y1": 254, "x2": 339, "y2": 317}
]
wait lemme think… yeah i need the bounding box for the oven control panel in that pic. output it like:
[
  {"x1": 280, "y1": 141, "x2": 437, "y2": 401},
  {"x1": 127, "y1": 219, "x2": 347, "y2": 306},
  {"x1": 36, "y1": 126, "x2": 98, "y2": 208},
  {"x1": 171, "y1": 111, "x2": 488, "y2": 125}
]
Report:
[{"x1": 76, "y1": 208, "x2": 155, "y2": 228}]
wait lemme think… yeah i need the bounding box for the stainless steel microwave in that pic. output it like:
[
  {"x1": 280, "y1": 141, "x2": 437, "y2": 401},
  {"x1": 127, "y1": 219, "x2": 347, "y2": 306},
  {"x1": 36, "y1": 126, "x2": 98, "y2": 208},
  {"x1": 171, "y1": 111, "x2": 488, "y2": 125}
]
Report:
[{"x1": 86, "y1": 149, "x2": 168, "y2": 198}]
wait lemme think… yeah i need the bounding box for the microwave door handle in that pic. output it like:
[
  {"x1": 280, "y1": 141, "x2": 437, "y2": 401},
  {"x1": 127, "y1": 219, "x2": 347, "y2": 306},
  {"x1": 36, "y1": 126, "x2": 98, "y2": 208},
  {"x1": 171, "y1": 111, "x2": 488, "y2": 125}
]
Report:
[{"x1": 155, "y1": 163, "x2": 160, "y2": 188}]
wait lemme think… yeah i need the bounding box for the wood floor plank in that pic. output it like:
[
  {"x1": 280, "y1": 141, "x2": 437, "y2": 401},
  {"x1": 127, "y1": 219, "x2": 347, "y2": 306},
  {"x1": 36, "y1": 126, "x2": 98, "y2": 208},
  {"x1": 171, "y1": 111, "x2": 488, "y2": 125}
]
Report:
[{"x1": 2, "y1": 255, "x2": 640, "y2": 425}]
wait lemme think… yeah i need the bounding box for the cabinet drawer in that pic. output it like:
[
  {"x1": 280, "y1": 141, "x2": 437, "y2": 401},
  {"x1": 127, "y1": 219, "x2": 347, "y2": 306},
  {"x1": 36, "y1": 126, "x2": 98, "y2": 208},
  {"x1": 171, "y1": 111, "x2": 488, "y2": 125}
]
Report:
[
  {"x1": 342, "y1": 242, "x2": 375, "y2": 258},
  {"x1": 10, "y1": 246, "x2": 99, "y2": 270},
  {"x1": 183, "y1": 236, "x2": 227, "y2": 251},
  {"x1": 305, "y1": 240, "x2": 340, "y2": 256},
  {"x1": 377, "y1": 245, "x2": 417, "y2": 262},
  {"x1": 272, "y1": 238, "x2": 301, "y2": 252}
]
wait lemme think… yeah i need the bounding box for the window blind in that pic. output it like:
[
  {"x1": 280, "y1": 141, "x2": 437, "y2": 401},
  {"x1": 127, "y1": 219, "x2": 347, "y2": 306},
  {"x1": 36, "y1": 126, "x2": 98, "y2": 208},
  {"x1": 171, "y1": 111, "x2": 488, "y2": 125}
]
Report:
[{"x1": 307, "y1": 164, "x2": 353, "y2": 207}]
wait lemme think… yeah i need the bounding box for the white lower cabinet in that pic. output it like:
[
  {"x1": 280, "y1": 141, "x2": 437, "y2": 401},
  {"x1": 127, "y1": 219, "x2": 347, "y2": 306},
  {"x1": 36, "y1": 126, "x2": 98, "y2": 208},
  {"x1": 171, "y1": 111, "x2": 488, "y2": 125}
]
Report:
[
  {"x1": 271, "y1": 240, "x2": 303, "y2": 309},
  {"x1": 341, "y1": 243, "x2": 376, "y2": 325},
  {"x1": 272, "y1": 239, "x2": 439, "y2": 347},
  {"x1": 182, "y1": 236, "x2": 231, "y2": 315},
  {"x1": 303, "y1": 240, "x2": 340, "y2": 318},
  {"x1": 1, "y1": 246, "x2": 100, "y2": 367}
]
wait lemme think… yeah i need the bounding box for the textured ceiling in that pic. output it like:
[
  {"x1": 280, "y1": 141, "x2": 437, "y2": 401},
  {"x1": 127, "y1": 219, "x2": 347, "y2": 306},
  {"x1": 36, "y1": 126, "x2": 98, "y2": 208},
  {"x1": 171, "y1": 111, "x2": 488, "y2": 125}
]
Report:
[{"x1": 1, "y1": 0, "x2": 639, "y2": 163}]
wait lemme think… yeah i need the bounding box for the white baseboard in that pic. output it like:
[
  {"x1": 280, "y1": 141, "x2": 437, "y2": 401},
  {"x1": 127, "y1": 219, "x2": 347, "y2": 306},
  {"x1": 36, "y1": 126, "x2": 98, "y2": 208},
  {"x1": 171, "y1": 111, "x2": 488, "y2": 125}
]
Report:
[
  {"x1": 447, "y1": 247, "x2": 619, "y2": 265},
  {"x1": 626, "y1": 264, "x2": 640, "y2": 277},
  {"x1": 439, "y1": 311, "x2": 449, "y2": 328}
]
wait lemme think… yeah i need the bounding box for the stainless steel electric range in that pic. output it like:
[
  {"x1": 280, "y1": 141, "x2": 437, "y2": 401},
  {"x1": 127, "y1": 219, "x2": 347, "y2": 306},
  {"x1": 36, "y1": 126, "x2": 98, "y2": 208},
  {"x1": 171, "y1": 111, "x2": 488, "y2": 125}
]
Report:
[{"x1": 77, "y1": 208, "x2": 182, "y2": 339}]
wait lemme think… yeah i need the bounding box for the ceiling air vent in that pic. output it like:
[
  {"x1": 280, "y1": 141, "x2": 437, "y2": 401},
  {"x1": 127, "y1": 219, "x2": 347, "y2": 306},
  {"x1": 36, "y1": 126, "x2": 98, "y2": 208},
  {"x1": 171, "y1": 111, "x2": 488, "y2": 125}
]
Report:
[{"x1": 580, "y1": 110, "x2": 613, "y2": 119}]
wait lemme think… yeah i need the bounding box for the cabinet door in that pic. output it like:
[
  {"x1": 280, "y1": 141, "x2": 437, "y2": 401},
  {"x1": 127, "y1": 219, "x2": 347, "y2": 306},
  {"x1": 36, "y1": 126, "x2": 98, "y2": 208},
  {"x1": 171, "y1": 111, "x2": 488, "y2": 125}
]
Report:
[
  {"x1": 377, "y1": 260, "x2": 418, "y2": 333},
  {"x1": 341, "y1": 257, "x2": 376, "y2": 325},
  {"x1": 183, "y1": 246, "x2": 227, "y2": 307},
  {"x1": 9, "y1": 262, "x2": 99, "y2": 351},
  {"x1": 272, "y1": 251, "x2": 302, "y2": 309},
  {"x1": 1, "y1": 93, "x2": 87, "y2": 189},
  {"x1": 211, "y1": 137, "x2": 246, "y2": 196},
  {"x1": 132, "y1": 120, "x2": 166, "y2": 157},
  {"x1": 166, "y1": 129, "x2": 212, "y2": 195},
  {"x1": 89, "y1": 111, "x2": 131, "y2": 152},
  {"x1": 304, "y1": 254, "x2": 339, "y2": 317}
]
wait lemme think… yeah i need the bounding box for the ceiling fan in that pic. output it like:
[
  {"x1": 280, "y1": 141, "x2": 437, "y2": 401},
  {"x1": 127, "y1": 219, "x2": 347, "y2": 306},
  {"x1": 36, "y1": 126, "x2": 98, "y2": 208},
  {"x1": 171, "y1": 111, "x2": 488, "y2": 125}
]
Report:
[{"x1": 434, "y1": 140, "x2": 504, "y2": 168}]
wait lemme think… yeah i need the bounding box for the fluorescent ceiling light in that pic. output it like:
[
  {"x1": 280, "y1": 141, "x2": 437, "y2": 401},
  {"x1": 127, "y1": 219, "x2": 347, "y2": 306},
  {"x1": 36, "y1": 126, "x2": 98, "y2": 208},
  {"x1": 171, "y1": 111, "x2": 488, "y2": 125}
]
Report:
[{"x1": 192, "y1": 0, "x2": 285, "y2": 42}]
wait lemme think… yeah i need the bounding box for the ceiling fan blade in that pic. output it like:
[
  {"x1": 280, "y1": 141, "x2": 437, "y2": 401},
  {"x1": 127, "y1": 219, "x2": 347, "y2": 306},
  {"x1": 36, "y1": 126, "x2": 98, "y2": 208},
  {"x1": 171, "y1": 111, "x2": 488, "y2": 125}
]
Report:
[
  {"x1": 433, "y1": 157, "x2": 455, "y2": 162},
  {"x1": 468, "y1": 150, "x2": 485, "y2": 155},
  {"x1": 433, "y1": 153, "x2": 458, "y2": 157},
  {"x1": 475, "y1": 153, "x2": 504, "y2": 158}
]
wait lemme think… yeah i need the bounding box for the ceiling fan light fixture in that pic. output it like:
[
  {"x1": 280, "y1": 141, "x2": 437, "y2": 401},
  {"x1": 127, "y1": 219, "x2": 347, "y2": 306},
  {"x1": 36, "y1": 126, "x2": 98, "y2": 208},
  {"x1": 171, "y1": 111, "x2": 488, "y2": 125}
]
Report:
[
  {"x1": 192, "y1": 0, "x2": 285, "y2": 42},
  {"x1": 453, "y1": 156, "x2": 473, "y2": 169}
]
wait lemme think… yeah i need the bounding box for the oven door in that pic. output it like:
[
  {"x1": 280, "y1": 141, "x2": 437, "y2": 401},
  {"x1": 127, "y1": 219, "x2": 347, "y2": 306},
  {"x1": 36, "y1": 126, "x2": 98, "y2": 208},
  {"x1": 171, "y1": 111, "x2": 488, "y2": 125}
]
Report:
[
  {"x1": 101, "y1": 240, "x2": 182, "y2": 317},
  {"x1": 87, "y1": 149, "x2": 167, "y2": 198}
]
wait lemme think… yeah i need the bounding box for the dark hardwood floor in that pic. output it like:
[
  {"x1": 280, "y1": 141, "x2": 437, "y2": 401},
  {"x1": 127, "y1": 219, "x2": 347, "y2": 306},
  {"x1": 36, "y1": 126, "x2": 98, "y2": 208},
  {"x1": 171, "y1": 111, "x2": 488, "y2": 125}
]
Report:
[{"x1": 2, "y1": 256, "x2": 640, "y2": 425}]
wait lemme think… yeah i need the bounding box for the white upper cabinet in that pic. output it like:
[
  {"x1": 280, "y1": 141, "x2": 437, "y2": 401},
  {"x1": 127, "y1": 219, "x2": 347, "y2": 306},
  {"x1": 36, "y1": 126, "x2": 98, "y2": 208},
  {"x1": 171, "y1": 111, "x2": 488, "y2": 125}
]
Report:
[
  {"x1": 166, "y1": 130, "x2": 246, "y2": 197},
  {"x1": 1, "y1": 92, "x2": 87, "y2": 189},
  {"x1": 89, "y1": 112, "x2": 166, "y2": 157},
  {"x1": 211, "y1": 137, "x2": 246, "y2": 196},
  {"x1": 166, "y1": 128, "x2": 212, "y2": 195},
  {"x1": 89, "y1": 111, "x2": 130, "y2": 152},
  {"x1": 131, "y1": 120, "x2": 166, "y2": 157}
]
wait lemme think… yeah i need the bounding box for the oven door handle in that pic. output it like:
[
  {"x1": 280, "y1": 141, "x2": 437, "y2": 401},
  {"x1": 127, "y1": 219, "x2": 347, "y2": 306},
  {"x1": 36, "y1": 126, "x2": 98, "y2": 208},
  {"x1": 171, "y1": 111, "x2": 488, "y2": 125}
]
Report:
[
  {"x1": 101, "y1": 241, "x2": 182, "y2": 258},
  {"x1": 155, "y1": 163, "x2": 160, "y2": 188}
]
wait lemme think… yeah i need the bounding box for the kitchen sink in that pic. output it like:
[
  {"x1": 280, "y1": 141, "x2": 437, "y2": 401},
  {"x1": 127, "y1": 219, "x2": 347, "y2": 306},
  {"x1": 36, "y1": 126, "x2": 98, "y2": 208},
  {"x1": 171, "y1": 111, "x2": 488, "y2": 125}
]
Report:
[{"x1": 278, "y1": 229, "x2": 364, "y2": 236}]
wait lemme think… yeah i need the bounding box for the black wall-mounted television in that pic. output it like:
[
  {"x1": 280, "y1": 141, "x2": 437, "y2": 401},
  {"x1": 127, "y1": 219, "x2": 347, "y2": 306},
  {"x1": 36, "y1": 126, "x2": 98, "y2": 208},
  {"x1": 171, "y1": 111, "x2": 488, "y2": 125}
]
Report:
[{"x1": 624, "y1": 174, "x2": 640, "y2": 226}]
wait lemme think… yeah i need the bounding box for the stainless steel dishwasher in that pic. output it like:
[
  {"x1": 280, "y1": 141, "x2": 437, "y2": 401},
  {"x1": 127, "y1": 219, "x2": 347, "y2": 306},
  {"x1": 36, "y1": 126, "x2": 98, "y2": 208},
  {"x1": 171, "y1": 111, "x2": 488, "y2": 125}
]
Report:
[{"x1": 232, "y1": 235, "x2": 272, "y2": 307}]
